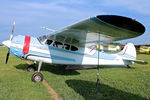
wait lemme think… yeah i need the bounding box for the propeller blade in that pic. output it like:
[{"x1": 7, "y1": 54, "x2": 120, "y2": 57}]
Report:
[
  {"x1": 5, "y1": 22, "x2": 15, "y2": 64},
  {"x1": 9, "y1": 21, "x2": 15, "y2": 41},
  {"x1": 5, "y1": 50, "x2": 10, "y2": 64}
]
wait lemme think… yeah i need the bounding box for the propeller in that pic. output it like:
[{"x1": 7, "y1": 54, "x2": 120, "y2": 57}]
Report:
[
  {"x1": 5, "y1": 50, "x2": 10, "y2": 64},
  {"x1": 5, "y1": 21, "x2": 15, "y2": 64},
  {"x1": 10, "y1": 21, "x2": 15, "y2": 41}
]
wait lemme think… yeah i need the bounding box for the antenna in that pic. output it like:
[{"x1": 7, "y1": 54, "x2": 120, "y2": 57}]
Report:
[{"x1": 96, "y1": 32, "x2": 100, "y2": 100}]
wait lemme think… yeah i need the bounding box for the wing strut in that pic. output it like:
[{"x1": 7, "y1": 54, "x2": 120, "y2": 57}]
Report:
[{"x1": 96, "y1": 32, "x2": 100, "y2": 99}]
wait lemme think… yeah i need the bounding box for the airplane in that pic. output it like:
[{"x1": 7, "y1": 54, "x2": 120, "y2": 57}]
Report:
[
  {"x1": 139, "y1": 46, "x2": 150, "y2": 54},
  {"x1": 2, "y1": 15, "x2": 146, "y2": 82}
]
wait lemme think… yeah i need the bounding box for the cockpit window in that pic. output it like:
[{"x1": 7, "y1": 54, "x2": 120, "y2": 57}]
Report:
[
  {"x1": 38, "y1": 35, "x2": 79, "y2": 51},
  {"x1": 52, "y1": 41, "x2": 78, "y2": 51},
  {"x1": 46, "y1": 40, "x2": 53, "y2": 45},
  {"x1": 53, "y1": 41, "x2": 63, "y2": 48},
  {"x1": 71, "y1": 45, "x2": 78, "y2": 51},
  {"x1": 64, "y1": 44, "x2": 70, "y2": 50}
]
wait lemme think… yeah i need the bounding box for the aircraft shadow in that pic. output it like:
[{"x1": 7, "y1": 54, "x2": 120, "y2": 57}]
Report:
[
  {"x1": 65, "y1": 79, "x2": 147, "y2": 100},
  {"x1": 14, "y1": 63, "x2": 80, "y2": 76}
]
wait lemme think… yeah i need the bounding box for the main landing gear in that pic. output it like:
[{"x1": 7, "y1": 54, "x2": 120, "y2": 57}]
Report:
[{"x1": 32, "y1": 61, "x2": 43, "y2": 82}]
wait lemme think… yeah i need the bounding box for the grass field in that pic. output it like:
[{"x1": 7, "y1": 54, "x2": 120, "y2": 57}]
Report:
[{"x1": 0, "y1": 47, "x2": 150, "y2": 100}]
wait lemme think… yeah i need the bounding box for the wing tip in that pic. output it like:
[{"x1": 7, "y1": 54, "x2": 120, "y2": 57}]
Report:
[{"x1": 96, "y1": 15, "x2": 145, "y2": 34}]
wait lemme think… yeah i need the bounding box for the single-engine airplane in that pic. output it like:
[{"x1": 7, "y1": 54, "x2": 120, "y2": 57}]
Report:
[{"x1": 2, "y1": 15, "x2": 146, "y2": 82}]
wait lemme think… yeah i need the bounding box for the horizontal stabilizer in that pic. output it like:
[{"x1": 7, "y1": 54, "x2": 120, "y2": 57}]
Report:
[
  {"x1": 134, "y1": 60, "x2": 148, "y2": 64},
  {"x1": 118, "y1": 43, "x2": 148, "y2": 65}
]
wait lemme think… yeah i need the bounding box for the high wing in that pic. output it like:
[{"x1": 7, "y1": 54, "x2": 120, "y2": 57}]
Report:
[{"x1": 46, "y1": 15, "x2": 145, "y2": 47}]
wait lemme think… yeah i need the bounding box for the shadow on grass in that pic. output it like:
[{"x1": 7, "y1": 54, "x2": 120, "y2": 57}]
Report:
[
  {"x1": 66, "y1": 79, "x2": 147, "y2": 100},
  {"x1": 14, "y1": 63, "x2": 80, "y2": 76}
]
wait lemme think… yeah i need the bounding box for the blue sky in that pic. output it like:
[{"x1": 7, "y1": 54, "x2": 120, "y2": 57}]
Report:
[{"x1": 0, "y1": 0, "x2": 150, "y2": 44}]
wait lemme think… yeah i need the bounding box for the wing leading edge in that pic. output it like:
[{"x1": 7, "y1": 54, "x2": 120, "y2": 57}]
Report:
[{"x1": 46, "y1": 15, "x2": 145, "y2": 47}]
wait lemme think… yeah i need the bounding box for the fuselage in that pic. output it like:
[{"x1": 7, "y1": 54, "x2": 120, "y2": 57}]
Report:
[{"x1": 3, "y1": 35, "x2": 131, "y2": 66}]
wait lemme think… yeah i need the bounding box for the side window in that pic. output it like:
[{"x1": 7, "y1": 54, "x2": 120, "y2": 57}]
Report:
[
  {"x1": 53, "y1": 41, "x2": 63, "y2": 48},
  {"x1": 51, "y1": 40, "x2": 78, "y2": 51},
  {"x1": 46, "y1": 40, "x2": 53, "y2": 45},
  {"x1": 64, "y1": 44, "x2": 70, "y2": 50},
  {"x1": 71, "y1": 45, "x2": 78, "y2": 51}
]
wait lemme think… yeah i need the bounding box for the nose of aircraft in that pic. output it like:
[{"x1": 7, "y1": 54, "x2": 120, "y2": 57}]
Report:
[{"x1": 2, "y1": 40, "x2": 11, "y2": 48}]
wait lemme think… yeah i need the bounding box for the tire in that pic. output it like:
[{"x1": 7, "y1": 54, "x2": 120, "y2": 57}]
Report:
[
  {"x1": 32, "y1": 72, "x2": 43, "y2": 82},
  {"x1": 27, "y1": 64, "x2": 36, "y2": 72}
]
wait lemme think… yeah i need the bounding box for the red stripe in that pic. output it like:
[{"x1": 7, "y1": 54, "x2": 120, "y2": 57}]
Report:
[{"x1": 23, "y1": 36, "x2": 31, "y2": 54}]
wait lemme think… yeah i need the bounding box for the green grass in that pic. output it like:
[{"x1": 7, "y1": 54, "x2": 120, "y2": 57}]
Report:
[
  {"x1": 0, "y1": 47, "x2": 50, "y2": 100},
  {"x1": 0, "y1": 46, "x2": 150, "y2": 100}
]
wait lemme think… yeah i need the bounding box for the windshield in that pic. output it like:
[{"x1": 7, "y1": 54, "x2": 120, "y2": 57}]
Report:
[{"x1": 37, "y1": 35, "x2": 48, "y2": 44}]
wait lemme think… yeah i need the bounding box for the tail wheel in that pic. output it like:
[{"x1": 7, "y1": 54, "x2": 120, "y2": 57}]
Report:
[
  {"x1": 127, "y1": 65, "x2": 131, "y2": 68},
  {"x1": 32, "y1": 72, "x2": 43, "y2": 82}
]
